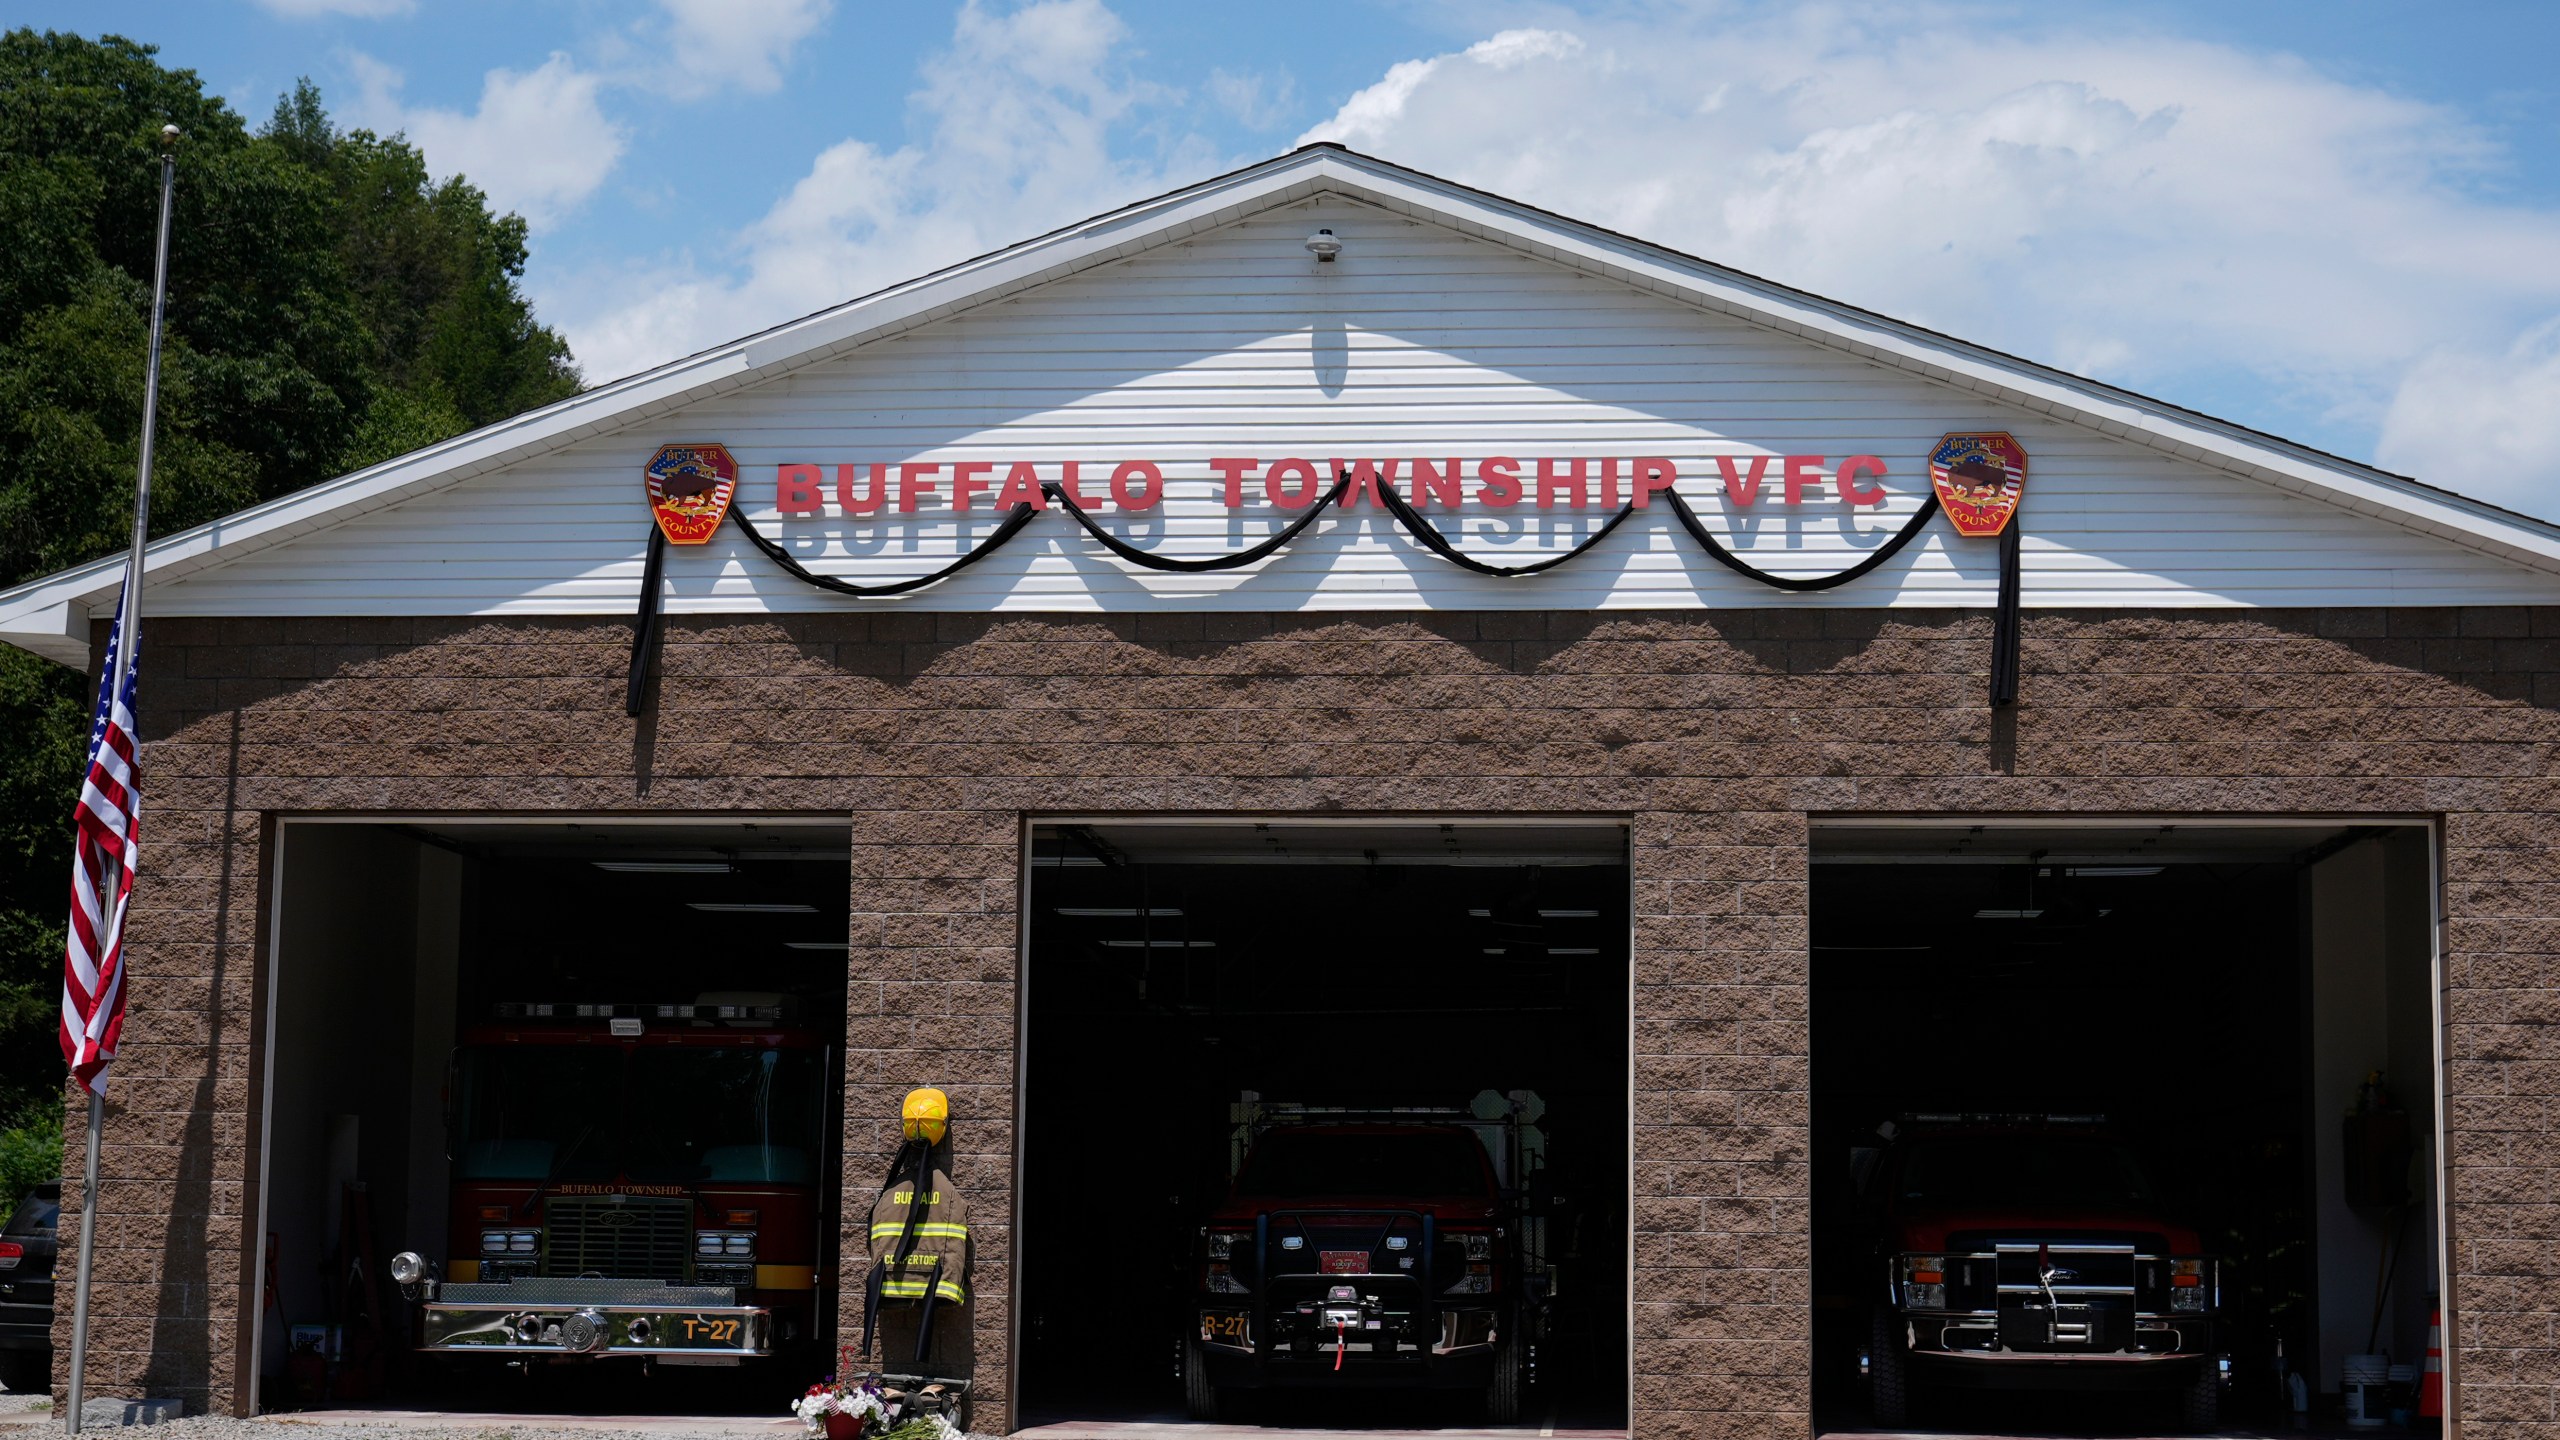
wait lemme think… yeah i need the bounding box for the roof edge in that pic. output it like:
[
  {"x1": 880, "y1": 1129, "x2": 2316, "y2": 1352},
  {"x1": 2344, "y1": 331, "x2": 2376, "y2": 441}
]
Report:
[{"x1": 3, "y1": 139, "x2": 2554, "y2": 666}]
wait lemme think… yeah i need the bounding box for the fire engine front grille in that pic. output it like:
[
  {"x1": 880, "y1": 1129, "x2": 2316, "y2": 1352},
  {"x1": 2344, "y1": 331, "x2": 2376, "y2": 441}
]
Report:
[
  {"x1": 1993, "y1": 1242, "x2": 2137, "y2": 1293},
  {"x1": 543, "y1": 1196, "x2": 691, "y2": 1282}
]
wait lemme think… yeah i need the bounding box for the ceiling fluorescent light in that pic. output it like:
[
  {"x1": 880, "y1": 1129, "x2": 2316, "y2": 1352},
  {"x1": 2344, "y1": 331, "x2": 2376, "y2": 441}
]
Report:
[
  {"x1": 1096, "y1": 939, "x2": 1214, "y2": 949},
  {"x1": 1054, "y1": 907, "x2": 1184, "y2": 918},
  {"x1": 594, "y1": 860, "x2": 733, "y2": 874},
  {"x1": 1973, "y1": 908, "x2": 2044, "y2": 919},
  {"x1": 1537, "y1": 908, "x2": 1600, "y2": 919},
  {"x1": 783, "y1": 941, "x2": 848, "y2": 951},
  {"x1": 1549, "y1": 947, "x2": 1601, "y2": 955},
  {"x1": 2064, "y1": 865, "x2": 2165, "y2": 877},
  {"x1": 688, "y1": 902, "x2": 819, "y2": 914}
]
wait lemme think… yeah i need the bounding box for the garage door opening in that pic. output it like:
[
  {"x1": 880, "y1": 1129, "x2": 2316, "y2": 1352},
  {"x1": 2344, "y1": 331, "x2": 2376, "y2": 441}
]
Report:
[
  {"x1": 1810, "y1": 821, "x2": 2444, "y2": 1437},
  {"x1": 251, "y1": 819, "x2": 850, "y2": 1417},
  {"x1": 1018, "y1": 821, "x2": 1632, "y2": 1433}
]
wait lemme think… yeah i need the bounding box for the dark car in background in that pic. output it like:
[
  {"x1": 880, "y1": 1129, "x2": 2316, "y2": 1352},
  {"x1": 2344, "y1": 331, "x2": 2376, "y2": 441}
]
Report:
[{"x1": 0, "y1": 1182, "x2": 59, "y2": 1394}]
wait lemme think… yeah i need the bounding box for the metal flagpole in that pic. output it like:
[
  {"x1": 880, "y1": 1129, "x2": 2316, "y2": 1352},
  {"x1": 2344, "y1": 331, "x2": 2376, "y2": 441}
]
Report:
[{"x1": 66, "y1": 121, "x2": 179, "y2": 1440}]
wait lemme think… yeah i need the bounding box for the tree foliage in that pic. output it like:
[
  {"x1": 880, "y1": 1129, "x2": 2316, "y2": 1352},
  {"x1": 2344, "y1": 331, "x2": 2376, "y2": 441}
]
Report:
[{"x1": 0, "y1": 30, "x2": 583, "y2": 1205}]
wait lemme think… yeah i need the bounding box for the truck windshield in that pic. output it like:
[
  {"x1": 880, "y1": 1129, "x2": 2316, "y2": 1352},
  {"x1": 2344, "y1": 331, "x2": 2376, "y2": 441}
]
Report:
[
  {"x1": 1897, "y1": 1135, "x2": 2158, "y2": 1208},
  {"x1": 452, "y1": 1047, "x2": 622, "y2": 1181},
  {"x1": 625, "y1": 1047, "x2": 822, "y2": 1184},
  {"x1": 451, "y1": 1044, "x2": 820, "y2": 1185},
  {"x1": 1236, "y1": 1130, "x2": 1490, "y2": 1199}
]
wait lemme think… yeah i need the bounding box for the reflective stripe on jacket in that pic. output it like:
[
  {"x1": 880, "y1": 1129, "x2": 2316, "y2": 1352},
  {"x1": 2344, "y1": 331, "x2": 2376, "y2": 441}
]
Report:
[
  {"x1": 877, "y1": 1272, "x2": 967, "y2": 1304},
  {"x1": 868, "y1": 1163, "x2": 969, "y2": 1305}
]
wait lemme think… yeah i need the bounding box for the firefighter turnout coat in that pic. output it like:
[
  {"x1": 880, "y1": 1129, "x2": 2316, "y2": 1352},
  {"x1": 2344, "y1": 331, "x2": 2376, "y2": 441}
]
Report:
[{"x1": 864, "y1": 1141, "x2": 970, "y2": 1365}]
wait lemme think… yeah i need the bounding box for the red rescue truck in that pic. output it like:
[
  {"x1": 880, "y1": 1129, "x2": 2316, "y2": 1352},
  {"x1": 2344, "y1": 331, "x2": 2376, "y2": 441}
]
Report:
[
  {"x1": 1861, "y1": 1114, "x2": 2229, "y2": 1429},
  {"x1": 1186, "y1": 1119, "x2": 1533, "y2": 1422}
]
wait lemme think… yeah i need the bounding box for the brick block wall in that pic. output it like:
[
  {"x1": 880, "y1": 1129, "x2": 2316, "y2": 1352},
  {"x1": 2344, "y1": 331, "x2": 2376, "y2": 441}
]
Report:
[{"x1": 46, "y1": 606, "x2": 2560, "y2": 1437}]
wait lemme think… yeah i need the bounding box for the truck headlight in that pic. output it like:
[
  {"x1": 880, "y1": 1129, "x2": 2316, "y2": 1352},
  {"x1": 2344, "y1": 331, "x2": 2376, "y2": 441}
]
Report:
[
  {"x1": 2171, "y1": 1258, "x2": 2209, "y2": 1312},
  {"x1": 388, "y1": 1251, "x2": 426, "y2": 1286},
  {"x1": 482, "y1": 1229, "x2": 537, "y2": 1254},
  {"x1": 697, "y1": 1230, "x2": 755, "y2": 1259},
  {"x1": 1899, "y1": 1255, "x2": 1949, "y2": 1310}
]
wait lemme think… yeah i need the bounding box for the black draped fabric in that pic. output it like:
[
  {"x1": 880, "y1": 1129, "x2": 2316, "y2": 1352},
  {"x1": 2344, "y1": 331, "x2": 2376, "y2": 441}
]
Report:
[
  {"x1": 1991, "y1": 516, "x2": 2024, "y2": 707},
  {"x1": 618, "y1": 469, "x2": 2019, "y2": 710}
]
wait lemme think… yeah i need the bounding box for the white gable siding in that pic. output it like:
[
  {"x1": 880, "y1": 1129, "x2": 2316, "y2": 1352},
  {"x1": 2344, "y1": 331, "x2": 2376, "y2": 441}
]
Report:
[{"x1": 145, "y1": 196, "x2": 2560, "y2": 618}]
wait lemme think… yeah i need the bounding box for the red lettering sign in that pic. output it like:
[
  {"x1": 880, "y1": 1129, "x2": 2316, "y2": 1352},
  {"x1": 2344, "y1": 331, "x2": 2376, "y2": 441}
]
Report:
[
  {"x1": 1717, "y1": 455, "x2": 1770, "y2": 507},
  {"x1": 1110, "y1": 461, "x2": 1164, "y2": 511},
  {"x1": 776, "y1": 463, "x2": 824, "y2": 515},
  {"x1": 750, "y1": 453, "x2": 1902, "y2": 517}
]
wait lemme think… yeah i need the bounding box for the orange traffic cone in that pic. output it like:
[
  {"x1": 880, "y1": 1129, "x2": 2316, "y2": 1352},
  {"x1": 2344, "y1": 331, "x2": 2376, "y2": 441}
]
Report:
[{"x1": 2420, "y1": 1298, "x2": 2445, "y2": 1419}]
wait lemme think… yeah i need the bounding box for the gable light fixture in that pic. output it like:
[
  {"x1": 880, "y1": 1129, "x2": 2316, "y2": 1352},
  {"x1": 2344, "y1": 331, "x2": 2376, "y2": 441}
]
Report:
[{"x1": 1305, "y1": 227, "x2": 1342, "y2": 261}]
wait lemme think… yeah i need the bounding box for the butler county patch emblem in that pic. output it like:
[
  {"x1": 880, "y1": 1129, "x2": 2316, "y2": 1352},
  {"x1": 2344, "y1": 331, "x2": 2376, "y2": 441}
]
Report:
[
  {"x1": 1927, "y1": 433, "x2": 2028, "y2": 538},
  {"x1": 644, "y1": 443, "x2": 739, "y2": 545}
]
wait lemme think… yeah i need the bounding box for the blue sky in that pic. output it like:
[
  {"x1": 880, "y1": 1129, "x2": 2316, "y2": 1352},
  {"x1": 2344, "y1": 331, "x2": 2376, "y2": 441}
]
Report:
[{"x1": 22, "y1": 1, "x2": 2560, "y2": 516}]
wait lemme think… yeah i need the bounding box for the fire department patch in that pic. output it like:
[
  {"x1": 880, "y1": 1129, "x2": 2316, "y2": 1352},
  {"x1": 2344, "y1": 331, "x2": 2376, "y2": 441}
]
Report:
[
  {"x1": 644, "y1": 443, "x2": 739, "y2": 545},
  {"x1": 1927, "y1": 433, "x2": 2028, "y2": 538}
]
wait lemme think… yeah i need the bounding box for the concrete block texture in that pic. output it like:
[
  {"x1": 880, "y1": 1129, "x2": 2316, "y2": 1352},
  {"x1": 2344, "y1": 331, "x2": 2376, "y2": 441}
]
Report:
[{"x1": 50, "y1": 605, "x2": 2560, "y2": 1435}]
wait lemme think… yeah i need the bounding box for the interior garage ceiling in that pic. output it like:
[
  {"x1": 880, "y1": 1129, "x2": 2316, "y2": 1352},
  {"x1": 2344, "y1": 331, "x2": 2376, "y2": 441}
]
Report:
[
  {"x1": 1035, "y1": 821, "x2": 1627, "y2": 866},
  {"x1": 368, "y1": 818, "x2": 850, "y2": 860},
  {"x1": 1812, "y1": 819, "x2": 2393, "y2": 865}
]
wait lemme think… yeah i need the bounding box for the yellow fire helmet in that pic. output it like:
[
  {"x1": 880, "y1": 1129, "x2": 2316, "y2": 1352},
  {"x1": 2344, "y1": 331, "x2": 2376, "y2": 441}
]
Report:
[{"x1": 902, "y1": 1087, "x2": 950, "y2": 1146}]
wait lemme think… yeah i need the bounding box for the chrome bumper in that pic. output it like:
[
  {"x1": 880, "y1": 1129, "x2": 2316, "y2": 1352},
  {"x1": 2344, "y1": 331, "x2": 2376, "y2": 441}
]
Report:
[{"x1": 419, "y1": 1278, "x2": 771, "y2": 1356}]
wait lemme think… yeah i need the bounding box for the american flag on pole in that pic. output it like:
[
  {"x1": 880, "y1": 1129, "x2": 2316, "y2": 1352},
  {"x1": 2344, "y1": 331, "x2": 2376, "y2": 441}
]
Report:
[{"x1": 60, "y1": 587, "x2": 139, "y2": 1096}]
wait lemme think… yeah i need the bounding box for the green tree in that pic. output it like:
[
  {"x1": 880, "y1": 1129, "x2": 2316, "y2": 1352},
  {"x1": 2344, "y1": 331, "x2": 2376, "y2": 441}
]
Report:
[{"x1": 0, "y1": 30, "x2": 583, "y2": 1207}]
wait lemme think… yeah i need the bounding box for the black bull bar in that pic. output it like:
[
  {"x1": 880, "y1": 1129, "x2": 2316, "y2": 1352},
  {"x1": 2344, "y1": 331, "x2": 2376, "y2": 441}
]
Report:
[{"x1": 1241, "y1": 1209, "x2": 1447, "y2": 1365}]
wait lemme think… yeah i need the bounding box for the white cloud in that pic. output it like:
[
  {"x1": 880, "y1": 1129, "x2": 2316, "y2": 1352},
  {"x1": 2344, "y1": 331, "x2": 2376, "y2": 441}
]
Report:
[
  {"x1": 1303, "y1": 29, "x2": 1583, "y2": 148},
  {"x1": 348, "y1": 52, "x2": 628, "y2": 230},
  {"x1": 527, "y1": 2, "x2": 2560, "y2": 514},
  {"x1": 654, "y1": 0, "x2": 832, "y2": 97},
  {"x1": 1294, "y1": 10, "x2": 2560, "y2": 515},
  {"x1": 251, "y1": 0, "x2": 414, "y2": 17},
  {"x1": 327, "y1": 0, "x2": 818, "y2": 232},
  {"x1": 2377, "y1": 318, "x2": 2560, "y2": 509},
  {"x1": 1207, "y1": 67, "x2": 1297, "y2": 132},
  {"x1": 550, "y1": 0, "x2": 1215, "y2": 382}
]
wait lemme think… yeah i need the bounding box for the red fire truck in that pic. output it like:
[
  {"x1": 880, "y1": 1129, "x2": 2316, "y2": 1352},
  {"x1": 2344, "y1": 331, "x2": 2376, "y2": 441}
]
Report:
[
  {"x1": 386, "y1": 1001, "x2": 833, "y2": 1367},
  {"x1": 1185, "y1": 1115, "x2": 1540, "y2": 1423},
  {"x1": 1860, "y1": 1114, "x2": 2229, "y2": 1429}
]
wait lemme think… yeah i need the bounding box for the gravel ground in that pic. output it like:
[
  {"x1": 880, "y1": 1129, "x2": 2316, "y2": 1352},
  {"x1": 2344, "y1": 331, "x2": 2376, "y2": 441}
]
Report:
[
  {"x1": 0, "y1": 1384, "x2": 1017, "y2": 1440},
  {"x1": 44, "y1": 1417, "x2": 795, "y2": 1440},
  {"x1": 0, "y1": 1388, "x2": 797, "y2": 1440},
  {"x1": 169, "y1": 1421, "x2": 775, "y2": 1440}
]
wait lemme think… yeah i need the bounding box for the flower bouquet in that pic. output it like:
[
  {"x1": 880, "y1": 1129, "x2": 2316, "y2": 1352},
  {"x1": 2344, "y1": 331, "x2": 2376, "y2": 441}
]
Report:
[
  {"x1": 792, "y1": 1373, "x2": 974, "y2": 1440},
  {"x1": 790, "y1": 1375, "x2": 887, "y2": 1439}
]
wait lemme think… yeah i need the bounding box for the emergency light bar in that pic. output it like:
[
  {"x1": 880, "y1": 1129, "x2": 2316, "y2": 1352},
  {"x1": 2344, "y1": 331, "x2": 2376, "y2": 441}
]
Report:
[{"x1": 494, "y1": 1001, "x2": 786, "y2": 1022}]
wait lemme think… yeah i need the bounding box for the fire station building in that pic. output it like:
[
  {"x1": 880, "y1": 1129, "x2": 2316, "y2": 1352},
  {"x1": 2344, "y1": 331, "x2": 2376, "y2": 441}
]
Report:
[{"x1": 7, "y1": 144, "x2": 2559, "y2": 1438}]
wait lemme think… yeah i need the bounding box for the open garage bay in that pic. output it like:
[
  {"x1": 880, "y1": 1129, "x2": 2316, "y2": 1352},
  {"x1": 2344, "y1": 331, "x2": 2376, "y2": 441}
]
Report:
[
  {"x1": 1810, "y1": 822, "x2": 2444, "y2": 1437},
  {"x1": 1017, "y1": 821, "x2": 1633, "y2": 1433}
]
